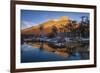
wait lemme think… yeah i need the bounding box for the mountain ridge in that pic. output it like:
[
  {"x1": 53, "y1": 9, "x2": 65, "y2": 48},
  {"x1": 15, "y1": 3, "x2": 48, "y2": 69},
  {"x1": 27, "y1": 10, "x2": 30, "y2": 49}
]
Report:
[{"x1": 21, "y1": 16, "x2": 80, "y2": 36}]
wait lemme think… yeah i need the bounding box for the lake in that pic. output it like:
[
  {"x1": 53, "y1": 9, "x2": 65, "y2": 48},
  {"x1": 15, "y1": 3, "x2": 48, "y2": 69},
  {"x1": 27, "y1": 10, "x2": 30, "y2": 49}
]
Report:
[{"x1": 21, "y1": 43, "x2": 89, "y2": 63}]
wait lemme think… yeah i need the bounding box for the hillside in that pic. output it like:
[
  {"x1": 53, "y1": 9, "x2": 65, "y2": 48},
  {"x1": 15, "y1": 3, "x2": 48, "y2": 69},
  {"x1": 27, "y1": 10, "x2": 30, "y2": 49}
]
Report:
[{"x1": 21, "y1": 16, "x2": 80, "y2": 36}]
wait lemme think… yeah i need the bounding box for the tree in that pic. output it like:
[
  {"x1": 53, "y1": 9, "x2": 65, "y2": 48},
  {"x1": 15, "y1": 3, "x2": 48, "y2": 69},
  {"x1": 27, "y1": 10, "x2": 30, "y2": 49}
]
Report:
[
  {"x1": 65, "y1": 23, "x2": 73, "y2": 37},
  {"x1": 71, "y1": 20, "x2": 78, "y2": 37},
  {"x1": 80, "y1": 16, "x2": 89, "y2": 38},
  {"x1": 81, "y1": 16, "x2": 85, "y2": 23},
  {"x1": 39, "y1": 25, "x2": 44, "y2": 49},
  {"x1": 51, "y1": 26, "x2": 58, "y2": 37},
  {"x1": 85, "y1": 16, "x2": 89, "y2": 25},
  {"x1": 72, "y1": 20, "x2": 77, "y2": 24},
  {"x1": 39, "y1": 25, "x2": 43, "y2": 31},
  {"x1": 39, "y1": 25, "x2": 44, "y2": 36}
]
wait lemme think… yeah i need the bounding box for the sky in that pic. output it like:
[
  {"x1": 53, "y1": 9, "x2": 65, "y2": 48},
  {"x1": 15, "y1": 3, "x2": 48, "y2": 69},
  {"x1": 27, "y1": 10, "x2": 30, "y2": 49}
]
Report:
[{"x1": 21, "y1": 10, "x2": 89, "y2": 29}]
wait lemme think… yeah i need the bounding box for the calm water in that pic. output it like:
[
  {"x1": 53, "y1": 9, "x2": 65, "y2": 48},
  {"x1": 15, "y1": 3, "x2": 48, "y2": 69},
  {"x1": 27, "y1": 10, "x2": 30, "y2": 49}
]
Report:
[{"x1": 21, "y1": 44, "x2": 89, "y2": 63}]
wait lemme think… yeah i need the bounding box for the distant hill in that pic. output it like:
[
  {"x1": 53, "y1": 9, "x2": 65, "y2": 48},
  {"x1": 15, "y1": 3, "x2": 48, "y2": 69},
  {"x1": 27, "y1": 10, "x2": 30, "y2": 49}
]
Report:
[{"x1": 21, "y1": 16, "x2": 80, "y2": 36}]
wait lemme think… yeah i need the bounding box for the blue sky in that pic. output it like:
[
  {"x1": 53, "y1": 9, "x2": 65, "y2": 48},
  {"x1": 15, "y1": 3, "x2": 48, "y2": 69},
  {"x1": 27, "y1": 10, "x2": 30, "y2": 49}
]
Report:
[{"x1": 21, "y1": 10, "x2": 89, "y2": 29}]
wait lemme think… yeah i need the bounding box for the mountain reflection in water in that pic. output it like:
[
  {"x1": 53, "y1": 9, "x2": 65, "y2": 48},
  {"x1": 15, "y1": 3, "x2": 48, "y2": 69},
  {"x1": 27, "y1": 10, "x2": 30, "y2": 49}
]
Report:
[{"x1": 21, "y1": 44, "x2": 88, "y2": 63}]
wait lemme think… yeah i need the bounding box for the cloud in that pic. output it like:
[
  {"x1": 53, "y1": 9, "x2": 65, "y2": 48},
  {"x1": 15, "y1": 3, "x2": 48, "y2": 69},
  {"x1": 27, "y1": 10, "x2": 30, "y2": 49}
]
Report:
[{"x1": 21, "y1": 21, "x2": 36, "y2": 29}]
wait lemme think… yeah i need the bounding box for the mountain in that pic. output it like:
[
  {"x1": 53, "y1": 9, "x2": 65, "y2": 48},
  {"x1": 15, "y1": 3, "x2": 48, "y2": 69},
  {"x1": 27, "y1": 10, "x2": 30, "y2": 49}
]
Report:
[{"x1": 21, "y1": 16, "x2": 80, "y2": 36}]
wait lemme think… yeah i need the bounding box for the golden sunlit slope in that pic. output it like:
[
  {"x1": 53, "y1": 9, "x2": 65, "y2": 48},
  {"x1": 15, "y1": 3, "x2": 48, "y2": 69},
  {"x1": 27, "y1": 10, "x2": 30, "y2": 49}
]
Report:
[{"x1": 21, "y1": 16, "x2": 80, "y2": 36}]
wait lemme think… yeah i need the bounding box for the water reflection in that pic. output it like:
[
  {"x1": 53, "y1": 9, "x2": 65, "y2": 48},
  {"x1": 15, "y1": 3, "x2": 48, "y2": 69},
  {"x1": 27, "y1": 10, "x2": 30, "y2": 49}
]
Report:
[{"x1": 21, "y1": 43, "x2": 89, "y2": 63}]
